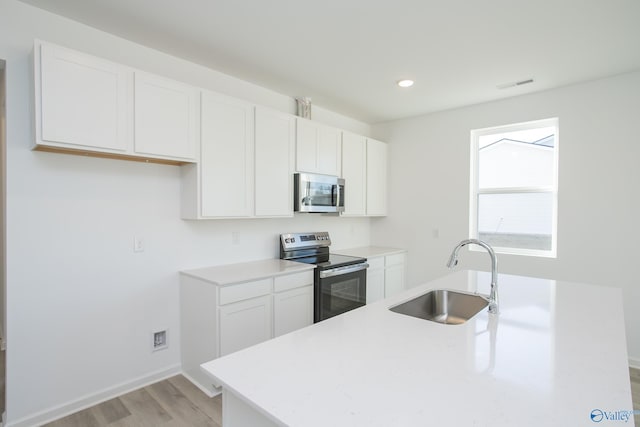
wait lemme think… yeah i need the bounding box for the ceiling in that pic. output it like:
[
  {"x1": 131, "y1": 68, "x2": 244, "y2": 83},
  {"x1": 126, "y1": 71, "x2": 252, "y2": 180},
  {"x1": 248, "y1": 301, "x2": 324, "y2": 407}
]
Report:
[{"x1": 17, "y1": 0, "x2": 640, "y2": 123}]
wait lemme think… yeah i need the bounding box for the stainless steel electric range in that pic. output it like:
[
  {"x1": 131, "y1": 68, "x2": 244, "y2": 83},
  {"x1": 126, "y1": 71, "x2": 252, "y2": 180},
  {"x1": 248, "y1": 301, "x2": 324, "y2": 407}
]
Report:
[{"x1": 280, "y1": 232, "x2": 369, "y2": 322}]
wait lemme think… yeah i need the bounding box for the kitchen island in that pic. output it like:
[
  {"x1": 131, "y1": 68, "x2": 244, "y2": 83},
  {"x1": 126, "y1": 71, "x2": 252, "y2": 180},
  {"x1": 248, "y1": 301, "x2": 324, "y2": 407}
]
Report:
[{"x1": 201, "y1": 271, "x2": 634, "y2": 426}]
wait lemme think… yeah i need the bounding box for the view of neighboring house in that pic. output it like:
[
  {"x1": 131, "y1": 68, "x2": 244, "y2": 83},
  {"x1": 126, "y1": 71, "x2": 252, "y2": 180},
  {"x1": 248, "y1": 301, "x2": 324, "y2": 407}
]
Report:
[{"x1": 477, "y1": 134, "x2": 555, "y2": 250}]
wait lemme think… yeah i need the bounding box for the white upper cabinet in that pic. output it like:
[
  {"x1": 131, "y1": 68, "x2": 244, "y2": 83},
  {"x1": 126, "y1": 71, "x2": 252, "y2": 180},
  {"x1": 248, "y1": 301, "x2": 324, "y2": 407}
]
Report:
[
  {"x1": 366, "y1": 138, "x2": 388, "y2": 216},
  {"x1": 318, "y1": 125, "x2": 341, "y2": 175},
  {"x1": 200, "y1": 91, "x2": 255, "y2": 218},
  {"x1": 182, "y1": 100, "x2": 298, "y2": 220},
  {"x1": 34, "y1": 41, "x2": 388, "y2": 219},
  {"x1": 133, "y1": 71, "x2": 198, "y2": 161},
  {"x1": 33, "y1": 40, "x2": 197, "y2": 164},
  {"x1": 254, "y1": 107, "x2": 295, "y2": 217},
  {"x1": 341, "y1": 132, "x2": 367, "y2": 216},
  {"x1": 36, "y1": 41, "x2": 128, "y2": 153},
  {"x1": 296, "y1": 119, "x2": 318, "y2": 173},
  {"x1": 341, "y1": 133, "x2": 388, "y2": 217},
  {"x1": 296, "y1": 118, "x2": 341, "y2": 175}
]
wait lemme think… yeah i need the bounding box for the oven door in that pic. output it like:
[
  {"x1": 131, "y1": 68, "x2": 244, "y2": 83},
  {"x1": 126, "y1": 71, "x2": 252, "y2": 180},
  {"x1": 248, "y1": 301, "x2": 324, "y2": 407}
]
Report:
[{"x1": 315, "y1": 263, "x2": 368, "y2": 322}]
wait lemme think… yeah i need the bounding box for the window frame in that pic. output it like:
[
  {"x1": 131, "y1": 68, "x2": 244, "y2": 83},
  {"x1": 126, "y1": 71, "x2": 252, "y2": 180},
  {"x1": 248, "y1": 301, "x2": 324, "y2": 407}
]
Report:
[{"x1": 469, "y1": 118, "x2": 559, "y2": 258}]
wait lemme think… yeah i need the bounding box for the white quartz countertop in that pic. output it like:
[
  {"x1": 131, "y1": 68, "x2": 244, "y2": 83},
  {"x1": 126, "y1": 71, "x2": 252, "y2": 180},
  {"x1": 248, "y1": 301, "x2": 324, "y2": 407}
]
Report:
[
  {"x1": 180, "y1": 259, "x2": 314, "y2": 285},
  {"x1": 201, "y1": 270, "x2": 634, "y2": 426},
  {"x1": 334, "y1": 245, "x2": 405, "y2": 258}
]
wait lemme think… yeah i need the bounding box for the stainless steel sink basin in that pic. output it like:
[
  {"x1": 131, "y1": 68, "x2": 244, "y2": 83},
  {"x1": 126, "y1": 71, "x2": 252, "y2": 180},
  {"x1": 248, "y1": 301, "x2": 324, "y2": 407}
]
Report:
[{"x1": 389, "y1": 289, "x2": 488, "y2": 325}]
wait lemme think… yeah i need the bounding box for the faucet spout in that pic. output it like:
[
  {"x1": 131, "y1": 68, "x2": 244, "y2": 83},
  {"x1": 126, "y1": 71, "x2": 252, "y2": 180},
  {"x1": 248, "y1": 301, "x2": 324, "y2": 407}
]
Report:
[{"x1": 447, "y1": 239, "x2": 499, "y2": 314}]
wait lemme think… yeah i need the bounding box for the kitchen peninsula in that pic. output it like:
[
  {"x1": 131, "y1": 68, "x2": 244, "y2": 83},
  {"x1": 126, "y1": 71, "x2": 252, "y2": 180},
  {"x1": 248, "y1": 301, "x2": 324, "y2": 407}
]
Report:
[{"x1": 201, "y1": 270, "x2": 634, "y2": 427}]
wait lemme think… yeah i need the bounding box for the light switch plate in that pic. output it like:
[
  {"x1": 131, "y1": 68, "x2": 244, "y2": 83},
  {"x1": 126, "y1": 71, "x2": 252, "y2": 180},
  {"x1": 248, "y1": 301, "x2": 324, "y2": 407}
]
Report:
[{"x1": 134, "y1": 236, "x2": 144, "y2": 252}]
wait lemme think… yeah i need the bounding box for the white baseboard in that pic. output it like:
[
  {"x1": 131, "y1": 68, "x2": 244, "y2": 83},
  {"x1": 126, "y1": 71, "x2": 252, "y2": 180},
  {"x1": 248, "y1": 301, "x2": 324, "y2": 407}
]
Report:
[
  {"x1": 4, "y1": 364, "x2": 181, "y2": 427},
  {"x1": 629, "y1": 356, "x2": 640, "y2": 370}
]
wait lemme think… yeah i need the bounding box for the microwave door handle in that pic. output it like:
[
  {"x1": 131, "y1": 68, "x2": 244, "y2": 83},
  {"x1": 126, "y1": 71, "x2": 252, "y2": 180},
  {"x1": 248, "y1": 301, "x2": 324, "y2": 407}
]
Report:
[
  {"x1": 305, "y1": 180, "x2": 311, "y2": 205},
  {"x1": 335, "y1": 183, "x2": 342, "y2": 207}
]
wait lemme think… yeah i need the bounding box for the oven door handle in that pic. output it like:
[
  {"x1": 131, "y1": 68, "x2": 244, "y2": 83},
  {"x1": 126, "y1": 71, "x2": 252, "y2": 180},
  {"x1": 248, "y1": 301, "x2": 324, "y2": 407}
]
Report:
[{"x1": 319, "y1": 263, "x2": 369, "y2": 279}]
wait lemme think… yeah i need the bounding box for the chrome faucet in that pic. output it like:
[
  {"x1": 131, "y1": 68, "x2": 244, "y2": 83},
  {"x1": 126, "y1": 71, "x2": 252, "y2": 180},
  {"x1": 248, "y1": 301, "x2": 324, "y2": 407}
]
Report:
[{"x1": 447, "y1": 239, "x2": 499, "y2": 314}]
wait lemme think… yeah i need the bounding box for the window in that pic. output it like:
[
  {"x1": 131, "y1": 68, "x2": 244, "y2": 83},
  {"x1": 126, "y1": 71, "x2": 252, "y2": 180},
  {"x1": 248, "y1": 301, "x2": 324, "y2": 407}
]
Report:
[{"x1": 470, "y1": 118, "x2": 558, "y2": 257}]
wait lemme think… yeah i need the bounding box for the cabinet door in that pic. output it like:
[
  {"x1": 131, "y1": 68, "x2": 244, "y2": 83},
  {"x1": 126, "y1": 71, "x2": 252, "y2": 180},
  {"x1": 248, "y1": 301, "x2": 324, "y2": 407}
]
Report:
[
  {"x1": 341, "y1": 132, "x2": 367, "y2": 216},
  {"x1": 296, "y1": 118, "x2": 341, "y2": 175},
  {"x1": 366, "y1": 138, "x2": 388, "y2": 216},
  {"x1": 200, "y1": 91, "x2": 254, "y2": 217},
  {"x1": 273, "y1": 285, "x2": 313, "y2": 337},
  {"x1": 38, "y1": 42, "x2": 128, "y2": 152},
  {"x1": 296, "y1": 118, "x2": 318, "y2": 173},
  {"x1": 219, "y1": 295, "x2": 272, "y2": 356},
  {"x1": 255, "y1": 107, "x2": 295, "y2": 217},
  {"x1": 384, "y1": 264, "x2": 405, "y2": 298},
  {"x1": 366, "y1": 267, "x2": 385, "y2": 304},
  {"x1": 134, "y1": 72, "x2": 198, "y2": 161},
  {"x1": 317, "y1": 125, "x2": 341, "y2": 175}
]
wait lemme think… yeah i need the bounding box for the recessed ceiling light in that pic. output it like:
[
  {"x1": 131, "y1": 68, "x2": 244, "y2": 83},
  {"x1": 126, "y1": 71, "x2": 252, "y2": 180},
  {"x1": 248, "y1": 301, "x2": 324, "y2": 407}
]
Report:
[{"x1": 397, "y1": 79, "x2": 414, "y2": 88}]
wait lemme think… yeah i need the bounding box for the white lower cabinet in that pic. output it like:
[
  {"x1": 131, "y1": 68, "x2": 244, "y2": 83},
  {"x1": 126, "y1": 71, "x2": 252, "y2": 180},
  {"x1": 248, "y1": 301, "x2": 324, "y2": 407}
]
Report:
[
  {"x1": 365, "y1": 257, "x2": 386, "y2": 304},
  {"x1": 219, "y1": 295, "x2": 272, "y2": 357},
  {"x1": 274, "y1": 286, "x2": 313, "y2": 337},
  {"x1": 366, "y1": 252, "x2": 407, "y2": 304},
  {"x1": 180, "y1": 268, "x2": 314, "y2": 395},
  {"x1": 384, "y1": 255, "x2": 405, "y2": 298}
]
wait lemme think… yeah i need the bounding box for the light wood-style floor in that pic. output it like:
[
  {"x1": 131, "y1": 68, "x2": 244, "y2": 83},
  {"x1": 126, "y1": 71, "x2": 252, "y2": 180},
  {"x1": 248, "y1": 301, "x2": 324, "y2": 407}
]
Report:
[
  {"x1": 0, "y1": 348, "x2": 5, "y2": 415},
  {"x1": 41, "y1": 367, "x2": 640, "y2": 426},
  {"x1": 43, "y1": 375, "x2": 222, "y2": 427},
  {"x1": 632, "y1": 367, "x2": 640, "y2": 425}
]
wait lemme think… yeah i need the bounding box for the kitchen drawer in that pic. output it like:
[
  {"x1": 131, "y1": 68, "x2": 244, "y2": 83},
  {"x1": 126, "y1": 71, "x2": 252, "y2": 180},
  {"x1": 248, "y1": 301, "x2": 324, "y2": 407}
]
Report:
[
  {"x1": 219, "y1": 278, "x2": 272, "y2": 305},
  {"x1": 274, "y1": 271, "x2": 314, "y2": 293},
  {"x1": 385, "y1": 253, "x2": 406, "y2": 267},
  {"x1": 367, "y1": 256, "x2": 385, "y2": 270}
]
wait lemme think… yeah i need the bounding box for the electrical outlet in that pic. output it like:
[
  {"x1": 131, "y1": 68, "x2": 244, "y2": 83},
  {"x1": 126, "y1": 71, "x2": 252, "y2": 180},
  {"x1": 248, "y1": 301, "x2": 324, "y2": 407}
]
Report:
[
  {"x1": 152, "y1": 330, "x2": 168, "y2": 352},
  {"x1": 134, "y1": 236, "x2": 144, "y2": 253}
]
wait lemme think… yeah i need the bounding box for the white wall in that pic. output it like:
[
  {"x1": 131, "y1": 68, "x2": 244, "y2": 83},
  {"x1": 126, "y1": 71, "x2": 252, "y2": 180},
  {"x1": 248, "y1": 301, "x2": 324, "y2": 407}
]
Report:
[
  {"x1": 372, "y1": 71, "x2": 640, "y2": 366},
  {"x1": 0, "y1": 1, "x2": 372, "y2": 425}
]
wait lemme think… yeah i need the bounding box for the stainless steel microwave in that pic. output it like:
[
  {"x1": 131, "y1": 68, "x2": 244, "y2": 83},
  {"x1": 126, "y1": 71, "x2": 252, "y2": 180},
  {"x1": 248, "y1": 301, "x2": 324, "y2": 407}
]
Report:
[{"x1": 294, "y1": 173, "x2": 345, "y2": 213}]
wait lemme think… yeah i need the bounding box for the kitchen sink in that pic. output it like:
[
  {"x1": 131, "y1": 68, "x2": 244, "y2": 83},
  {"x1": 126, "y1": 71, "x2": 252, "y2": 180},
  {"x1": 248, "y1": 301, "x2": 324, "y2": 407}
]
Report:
[{"x1": 389, "y1": 289, "x2": 488, "y2": 325}]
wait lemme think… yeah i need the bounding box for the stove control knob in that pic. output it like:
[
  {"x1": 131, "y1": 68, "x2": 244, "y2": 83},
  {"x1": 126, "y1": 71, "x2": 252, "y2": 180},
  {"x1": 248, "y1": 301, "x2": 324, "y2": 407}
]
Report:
[{"x1": 291, "y1": 238, "x2": 296, "y2": 243}]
